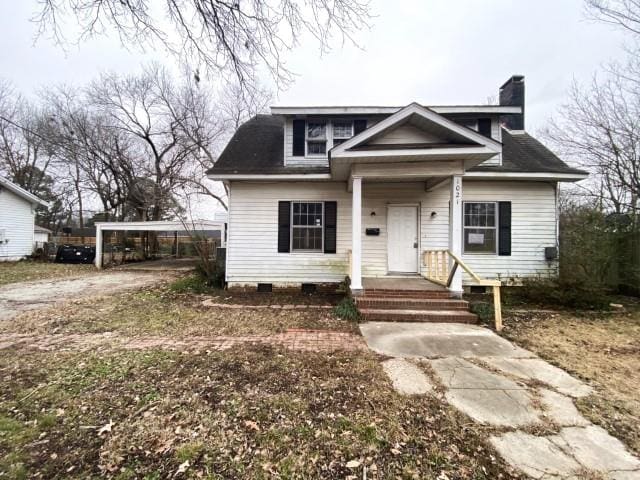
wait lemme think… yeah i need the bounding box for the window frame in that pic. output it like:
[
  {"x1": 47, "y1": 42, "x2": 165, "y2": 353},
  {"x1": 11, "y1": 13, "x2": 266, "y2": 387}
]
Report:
[
  {"x1": 462, "y1": 201, "x2": 498, "y2": 255},
  {"x1": 305, "y1": 121, "x2": 328, "y2": 157},
  {"x1": 290, "y1": 201, "x2": 325, "y2": 252},
  {"x1": 331, "y1": 120, "x2": 354, "y2": 148}
]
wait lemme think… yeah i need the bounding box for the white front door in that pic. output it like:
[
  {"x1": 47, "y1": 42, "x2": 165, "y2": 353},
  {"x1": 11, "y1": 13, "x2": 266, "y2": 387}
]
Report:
[{"x1": 387, "y1": 205, "x2": 419, "y2": 273}]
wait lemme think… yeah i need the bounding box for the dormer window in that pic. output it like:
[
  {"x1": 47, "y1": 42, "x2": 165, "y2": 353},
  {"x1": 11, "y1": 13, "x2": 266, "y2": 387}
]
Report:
[
  {"x1": 293, "y1": 118, "x2": 365, "y2": 158},
  {"x1": 332, "y1": 120, "x2": 353, "y2": 146},
  {"x1": 306, "y1": 121, "x2": 327, "y2": 155}
]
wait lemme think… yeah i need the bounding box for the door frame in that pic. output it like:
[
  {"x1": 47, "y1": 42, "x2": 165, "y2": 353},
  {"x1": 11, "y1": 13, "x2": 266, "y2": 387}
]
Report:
[{"x1": 386, "y1": 203, "x2": 421, "y2": 274}]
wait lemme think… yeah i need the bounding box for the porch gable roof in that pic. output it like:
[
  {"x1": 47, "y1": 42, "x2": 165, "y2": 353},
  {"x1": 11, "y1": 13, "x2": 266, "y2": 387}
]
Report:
[{"x1": 330, "y1": 102, "x2": 502, "y2": 159}]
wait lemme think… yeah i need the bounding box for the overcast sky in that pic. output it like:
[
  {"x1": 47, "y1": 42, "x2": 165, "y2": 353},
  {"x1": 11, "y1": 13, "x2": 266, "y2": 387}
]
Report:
[
  {"x1": 1, "y1": 0, "x2": 631, "y2": 135},
  {"x1": 1, "y1": 0, "x2": 629, "y2": 135}
]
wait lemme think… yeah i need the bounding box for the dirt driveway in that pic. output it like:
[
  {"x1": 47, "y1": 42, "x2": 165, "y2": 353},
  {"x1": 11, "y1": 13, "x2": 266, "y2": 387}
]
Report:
[{"x1": 0, "y1": 271, "x2": 171, "y2": 321}]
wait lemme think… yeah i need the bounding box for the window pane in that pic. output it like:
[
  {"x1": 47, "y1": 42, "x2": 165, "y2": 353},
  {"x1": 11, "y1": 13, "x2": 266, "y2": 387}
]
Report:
[
  {"x1": 292, "y1": 227, "x2": 322, "y2": 250},
  {"x1": 307, "y1": 141, "x2": 326, "y2": 155},
  {"x1": 464, "y1": 202, "x2": 496, "y2": 227},
  {"x1": 333, "y1": 121, "x2": 353, "y2": 138},
  {"x1": 307, "y1": 122, "x2": 326, "y2": 139},
  {"x1": 464, "y1": 228, "x2": 496, "y2": 253},
  {"x1": 333, "y1": 138, "x2": 346, "y2": 146}
]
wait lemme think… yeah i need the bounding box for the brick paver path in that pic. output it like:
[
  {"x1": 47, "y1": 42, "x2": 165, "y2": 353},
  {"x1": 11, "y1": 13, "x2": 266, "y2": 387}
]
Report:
[{"x1": 0, "y1": 329, "x2": 367, "y2": 354}]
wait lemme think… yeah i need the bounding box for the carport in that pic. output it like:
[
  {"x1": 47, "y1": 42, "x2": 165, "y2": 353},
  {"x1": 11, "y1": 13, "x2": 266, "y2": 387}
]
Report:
[{"x1": 94, "y1": 220, "x2": 226, "y2": 269}]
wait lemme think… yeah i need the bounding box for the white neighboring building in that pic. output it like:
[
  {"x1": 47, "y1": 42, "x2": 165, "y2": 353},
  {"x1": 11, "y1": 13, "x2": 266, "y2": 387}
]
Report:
[
  {"x1": 0, "y1": 176, "x2": 49, "y2": 261},
  {"x1": 34, "y1": 226, "x2": 52, "y2": 247}
]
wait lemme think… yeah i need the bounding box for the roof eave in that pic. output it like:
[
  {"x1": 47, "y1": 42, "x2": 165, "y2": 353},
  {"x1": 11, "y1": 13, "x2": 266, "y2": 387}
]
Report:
[{"x1": 463, "y1": 171, "x2": 589, "y2": 182}]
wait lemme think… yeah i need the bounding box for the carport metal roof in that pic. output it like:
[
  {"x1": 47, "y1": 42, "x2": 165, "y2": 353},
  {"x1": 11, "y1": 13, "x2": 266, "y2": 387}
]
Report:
[{"x1": 95, "y1": 220, "x2": 226, "y2": 268}]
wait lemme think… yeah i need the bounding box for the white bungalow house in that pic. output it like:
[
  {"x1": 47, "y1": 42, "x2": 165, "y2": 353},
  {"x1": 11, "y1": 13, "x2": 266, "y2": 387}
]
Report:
[
  {"x1": 207, "y1": 76, "x2": 587, "y2": 321},
  {"x1": 0, "y1": 175, "x2": 50, "y2": 261}
]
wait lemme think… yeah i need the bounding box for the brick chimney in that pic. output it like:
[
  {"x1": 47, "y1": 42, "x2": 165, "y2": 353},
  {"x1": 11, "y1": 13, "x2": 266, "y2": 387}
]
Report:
[{"x1": 499, "y1": 75, "x2": 525, "y2": 130}]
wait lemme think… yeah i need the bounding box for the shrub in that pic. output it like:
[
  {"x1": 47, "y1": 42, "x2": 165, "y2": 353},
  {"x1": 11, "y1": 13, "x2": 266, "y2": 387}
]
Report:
[
  {"x1": 510, "y1": 277, "x2": 612, "y2": 310},
  {"x1": 333, "y1": 296, "x2": 360, "y2": 322},
  {"x1": 169, "y1": 274, "x2": 214, "y2": 294},
  {"x1": 469, "y1": 301, "x2": 494, "y2": 324}
]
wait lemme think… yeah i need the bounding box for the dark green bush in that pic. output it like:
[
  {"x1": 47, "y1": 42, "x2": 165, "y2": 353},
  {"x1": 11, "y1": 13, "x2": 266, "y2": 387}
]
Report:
[
  {"x1": 333, "y1": 296, "x2": 360, "y2": 322},
  {"x1": 510, "y1": 278, "x2": 612, "y2": 310},
  {"x1": 469, "y1": 301, "x2": 494, "y2": 323}
]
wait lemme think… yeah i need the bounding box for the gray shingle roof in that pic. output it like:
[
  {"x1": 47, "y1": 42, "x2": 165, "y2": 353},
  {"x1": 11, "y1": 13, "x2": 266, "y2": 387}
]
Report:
[
  {"x1": 468, "y1": 130, "x2": 587, "y2": 175},
  {"x1": 207, "y1": 115, "x2": 586, "y2": 177}
]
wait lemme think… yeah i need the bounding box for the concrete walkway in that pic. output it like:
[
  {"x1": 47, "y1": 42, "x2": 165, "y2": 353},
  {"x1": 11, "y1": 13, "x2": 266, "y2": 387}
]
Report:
[{"x1": 362, "y1": 322, "x2": 640, "y2": 480}]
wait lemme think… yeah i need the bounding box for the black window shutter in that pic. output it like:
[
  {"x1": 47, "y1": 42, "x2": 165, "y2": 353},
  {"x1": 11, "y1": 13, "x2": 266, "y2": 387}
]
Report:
[
  {"x1": 278, "y1": 201, "x2": 291, "y2": 253},
  {"x1": 478, "y1": 118, "x2": 492, "y2": 138},
  {"x1": 353, "y1": 119, "x2": 367, "y2": 135},
  {"x1": 292, "y1": 119, "x2": 305, "y2": 156},
  {"x1": 498, "y1": 201, "x2": 511, "y2": 256},
  {"x1": 324, "y1": 201, "x2": 337, "y2": 254}
]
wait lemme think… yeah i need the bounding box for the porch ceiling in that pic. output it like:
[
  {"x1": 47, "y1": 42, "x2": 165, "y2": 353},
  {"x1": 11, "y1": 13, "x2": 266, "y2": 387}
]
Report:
[{"x1": 344, "y1": 160, "x2": 463, "y2": 191}]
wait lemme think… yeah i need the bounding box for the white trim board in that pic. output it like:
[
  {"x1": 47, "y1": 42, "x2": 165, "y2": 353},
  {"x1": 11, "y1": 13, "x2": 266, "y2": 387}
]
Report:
[
  {"x1": 271, "y1": 105, "x2": 522, "y2": 115},
  {"x1": 207, "y1": 173, "x2": 332, "y2": 181},
  {"x1": 463, "y1": 171, "x2": 588, "y2": 182}
]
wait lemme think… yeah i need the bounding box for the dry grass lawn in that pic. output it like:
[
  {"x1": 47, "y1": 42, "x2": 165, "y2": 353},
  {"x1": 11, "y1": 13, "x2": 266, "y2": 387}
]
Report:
[
  {"x1": 503, "y1": 305, "x2": 640, "y2": 456},
  {"x1": 0, "y1": 282, "x2": 355, "y2": 337},
  {"x1": 0, "y1": 262, "x2": 95, "y2": 287},
  {"x1": 0, "y1": 345, "x2": 518, "y2": 479}
]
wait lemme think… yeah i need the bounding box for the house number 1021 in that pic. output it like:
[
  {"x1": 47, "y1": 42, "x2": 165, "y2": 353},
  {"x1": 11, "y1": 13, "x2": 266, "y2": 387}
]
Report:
[{"x1": 454, "y1": 178, "x2": 461, "y2": 205}]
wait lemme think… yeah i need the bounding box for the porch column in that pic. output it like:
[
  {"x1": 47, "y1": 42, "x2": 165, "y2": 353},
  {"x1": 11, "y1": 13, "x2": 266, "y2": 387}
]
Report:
[
  {"x1": 95, "y1": 226, "x2": 103, "y2": 270},
  {"x1": 351, "y1": 176, "x2": 363, "y2": 292},
  {"x1": 449, "y1": 175, "x2": 463, "y2": 295}
]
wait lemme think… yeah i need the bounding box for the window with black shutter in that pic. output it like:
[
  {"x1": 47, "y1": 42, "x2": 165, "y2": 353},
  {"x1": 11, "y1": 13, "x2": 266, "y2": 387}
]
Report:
[
  {"x1": 292, "y1": 119, "x2": 305, "y2": 156},
  {"x1": 353, "y1": 119, "x2": 367, "y2": 135},
  {"x1": 277, "y1": 201, "x2": 291, "y2": 252},
  {"x1": 324, "y1": 201, "x2": 337, "y2": 253},
  {"x1": 277, "y1": 201, "x2": 337, "y2": 253},
  {"x1": 478, "y1": 118, "x2": 492, "y2": 138},
  {"x1": 498, "y1": 201, "x2": 512, "y2": 256}
]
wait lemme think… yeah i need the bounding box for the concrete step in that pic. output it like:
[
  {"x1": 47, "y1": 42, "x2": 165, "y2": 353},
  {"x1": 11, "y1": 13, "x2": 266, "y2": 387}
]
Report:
[
  {"x1": 359, "y1": 308, "x2": 478, "y2": 324},
  {"x1": 362, "y1": 289, "x2": 453, "y2": 299},
  {"x1": 356, "y1": 296, "x2": 469, "y2": 310}
]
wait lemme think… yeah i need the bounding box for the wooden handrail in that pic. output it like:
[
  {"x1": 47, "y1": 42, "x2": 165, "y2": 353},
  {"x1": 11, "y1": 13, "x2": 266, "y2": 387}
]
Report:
[{"x1": 422, "y1": 249, "x2": 503, "y2": 331}]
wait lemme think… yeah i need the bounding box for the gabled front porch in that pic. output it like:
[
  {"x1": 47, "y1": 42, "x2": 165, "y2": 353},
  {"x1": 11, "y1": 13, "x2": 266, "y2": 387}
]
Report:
[{"x1": 333, "y1": 103, "x2": 505, "y2": 328}]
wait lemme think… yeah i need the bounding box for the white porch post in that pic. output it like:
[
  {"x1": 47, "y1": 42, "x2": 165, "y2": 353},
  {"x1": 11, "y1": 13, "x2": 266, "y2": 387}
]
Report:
[
  {"x1": 449, "y1": 175, "x2": 463, "y2": 295},
  {"x1": 95, "y1": 226, "x2": 103, "y2": 270},
  {"x1": 351, "y1": 176, "x2": 363, "y2": 292}
]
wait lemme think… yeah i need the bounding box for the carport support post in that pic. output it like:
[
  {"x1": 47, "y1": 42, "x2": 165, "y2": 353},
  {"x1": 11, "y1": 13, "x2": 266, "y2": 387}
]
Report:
[
  {"x1": 95, "y1": 226, "x2": 103, "y2": 269},
  {"x1": 351, "y1": 176, "x2": 363, "y2": 293},
  {"x1": 449, "y1": 176, "x2": 463, "y2": 296}
]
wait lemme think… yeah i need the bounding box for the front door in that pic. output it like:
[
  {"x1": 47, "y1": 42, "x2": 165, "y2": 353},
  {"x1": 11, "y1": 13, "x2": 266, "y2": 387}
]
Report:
[{"x1": 387, "y1": 205, "x2": 419, "y2": 273}]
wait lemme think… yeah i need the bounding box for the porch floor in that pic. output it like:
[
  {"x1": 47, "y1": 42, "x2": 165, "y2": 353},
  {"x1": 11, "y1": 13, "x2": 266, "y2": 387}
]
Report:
[{"x1": 362, "y1": 277, "x2": 446, "y2": 291}]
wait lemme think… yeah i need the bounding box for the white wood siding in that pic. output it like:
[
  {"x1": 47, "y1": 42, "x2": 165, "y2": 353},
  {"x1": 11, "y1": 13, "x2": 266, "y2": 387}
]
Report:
[
  {"x1": 227, "y1": 181, "x2": 351, "y2": 285},
  {"x1": 0, "y1": 188, "x2": 35, "y2": 261},
  {"x1": 226, "y1": 180, "x2": 558, "y2": 287},
  {"x1": 369, "y1": 125, "x2": 442, "y2": 145},
  {"x1": 460, "y1": 181, "x2": 558, "y2": 281}
]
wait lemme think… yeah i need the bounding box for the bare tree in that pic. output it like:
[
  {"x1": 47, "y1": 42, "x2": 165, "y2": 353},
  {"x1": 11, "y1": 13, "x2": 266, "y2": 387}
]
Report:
[
  {"x1": 585, "y1": 0, "x2": 640, "y2": 35},
  {"x1": 545, "y1": 73, "x2": 640, "y2": 214},
  {"x1": 32, "y1": 0, "x2": 372, "y2": 89}
]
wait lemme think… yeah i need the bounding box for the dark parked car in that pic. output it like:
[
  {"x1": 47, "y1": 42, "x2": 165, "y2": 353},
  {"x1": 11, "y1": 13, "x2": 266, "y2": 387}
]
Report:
[{"x1": 55, "y1": 245, "x2": 96, "y2": 264}]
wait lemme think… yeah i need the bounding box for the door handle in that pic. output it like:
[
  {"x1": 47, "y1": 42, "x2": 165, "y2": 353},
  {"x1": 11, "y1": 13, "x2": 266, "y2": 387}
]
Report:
[{"x1": 413, "y1": 242, "x2": 418, "y2": 248}]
